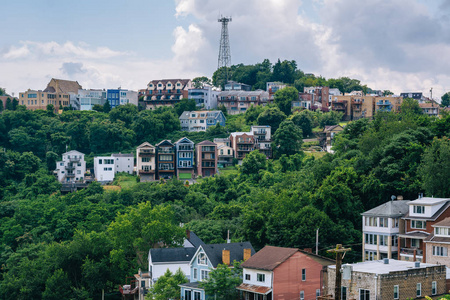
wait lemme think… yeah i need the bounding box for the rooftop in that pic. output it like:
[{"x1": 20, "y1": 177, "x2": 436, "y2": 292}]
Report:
[
  {"x1": 361, "y1": 200, "x2": 410, "y2": 217},
  {"x1": 199, "y1": 242, "x2": 255, "y2": 268},
  {"x1": 329, "y1": 259, "x2": 437, "y2": 275},
  {"x1": 409, "y1": 197, "x2": 450, "y2": 205}
]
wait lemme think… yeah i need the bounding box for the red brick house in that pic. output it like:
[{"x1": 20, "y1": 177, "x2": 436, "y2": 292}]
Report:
[{"x1": 237, "y1": 246, "x2": 334, "y2": 300}]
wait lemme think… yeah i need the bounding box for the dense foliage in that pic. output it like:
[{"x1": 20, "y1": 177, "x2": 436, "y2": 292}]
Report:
[{"x1": 0, "y1": 101, "x2": 449, "y2": 299}]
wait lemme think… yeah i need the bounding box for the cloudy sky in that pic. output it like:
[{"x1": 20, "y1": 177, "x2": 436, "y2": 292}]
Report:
[{"x1": 1, "y1": 0, "x2": 449, "y2": 99}]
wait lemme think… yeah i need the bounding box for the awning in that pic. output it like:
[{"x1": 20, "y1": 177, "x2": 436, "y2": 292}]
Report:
[
  {"x1": 236, "y1": 283, "x2": 272, "y2": 295},
  {"x1": 398, "y1": 231, "x2": 429, "y2": 239}
]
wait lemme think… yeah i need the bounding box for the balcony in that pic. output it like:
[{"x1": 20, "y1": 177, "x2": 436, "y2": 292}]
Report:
[
  {"x1": 139, "y1": 150, "x2": 155, "y2": 156},
  {"x1": 237, "y1": 140, "x2": 254, "y2": 144},
  {"x1": 253, "y1": 130, "x2": 267, "y2": 135},
  {"x1": 377, "y1": 101, "x2": 391, "y2": 106},
  {"x1": 66, "y1": 173, "x2": 75, "y2": 178},
  {"x1": 69, "y1": 157, "x2": 80, "y2": 162},
  {"x1": 65, "y1": 165, "x2": 75, "y2": 170},
  {"x1": 400, "y1": 247, "x2": 423, "y2": 257},
  {"x1": 158, "y1": 149, "x2": 174, "y2": 154},
  {"x1": 139, "y1": 169, "x2": 154, "y2": 174},
  {"x1": 238, "y1": 148, "x2": 253, "y2": 152}
]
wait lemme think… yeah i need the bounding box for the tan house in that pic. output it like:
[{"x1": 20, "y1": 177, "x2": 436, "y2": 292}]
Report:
[
  {"x1": 425, "y1": 218, "x2": 450, "y2": 266},
  {"x1": 19, "y1": 78, "x2": 82, "y2": 112},
  {"x1": 196, "y1": 140, "x2": 217, "y2": 177},
  {"x1": 419, "y1": 102, "x2": 440, "y2": 117},
  {"x1": 136, "y1": 142, "x2": 156, "y2": 181}
]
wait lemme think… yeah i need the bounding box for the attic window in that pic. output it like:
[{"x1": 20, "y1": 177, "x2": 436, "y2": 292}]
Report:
[{"x1": 198, "y1": 253, "x2": 207, "y2": 265}]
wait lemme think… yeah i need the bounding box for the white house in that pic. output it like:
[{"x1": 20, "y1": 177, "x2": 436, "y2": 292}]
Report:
[
  {"x1": 55, "y1": 150, "x2": 86, "y2": 183},
  {"x1": 111, "y1": 153, "x2": 134, "y2": 174},
  {"x1": 94, "y1": 156, "x2": 115, "y2": 182}
]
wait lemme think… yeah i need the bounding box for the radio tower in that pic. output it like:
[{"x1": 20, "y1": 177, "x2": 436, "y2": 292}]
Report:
[{"x1": 218, "y1": 16, "x2": 232, "y2": 82}]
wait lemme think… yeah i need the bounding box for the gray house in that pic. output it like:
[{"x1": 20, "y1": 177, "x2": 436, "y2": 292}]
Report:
[{"x1": 179, "y1": 110, "x2": 226, "y2": 132}]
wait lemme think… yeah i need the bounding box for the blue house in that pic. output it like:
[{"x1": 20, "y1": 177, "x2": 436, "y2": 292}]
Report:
[
  {"x1": 107, "y1": 89, "x2": 120, "y2": 108},
  {"x1": 179, "y1": 242, "x2": 255, "y2": 300},
  {"x1": 175, "y1": 137, "x2": 195, "y2": 180}
]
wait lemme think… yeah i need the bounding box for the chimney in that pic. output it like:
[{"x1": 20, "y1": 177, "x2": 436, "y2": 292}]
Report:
[
  {"x1": 397, "y1": 195, "x2": 403, "y2": 200},
  {"x1": 303, "y1": 248, "x2": 312, "y2": 253},
  {"x1": 243, "y1": 248, "x2": 252, "y2": 261},
  {"x1": 186, "y1": 229, "x2": 191, "y2": 240},
  {"x1": 222, "y1": 249, "x2": 230, "y2": 265}
]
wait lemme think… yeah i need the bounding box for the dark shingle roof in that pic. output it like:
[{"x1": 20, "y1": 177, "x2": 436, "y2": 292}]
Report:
[
  {"x1": 187, "y1": 231, "x2": 204, "y2": 248},
  {"x1": 150, "y1": 247, "x2": 197, "y2": 263},
  {"x1": 201, "y1": 242, "x2": 255, "y2": 268}
]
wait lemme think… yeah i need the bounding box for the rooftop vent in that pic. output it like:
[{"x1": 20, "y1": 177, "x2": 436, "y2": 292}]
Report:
[
  {"x1": 415, "y1": 262, "x2": 420, "y2": 268},
  {"x1": 383, "y1": 258, "x2": 389, "y2": 264}
]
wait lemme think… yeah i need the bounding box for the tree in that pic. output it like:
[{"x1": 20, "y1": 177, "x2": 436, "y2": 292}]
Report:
[
  {"x1": 103, "y1": 100, "x2": 111, "y2": 113},
  {"x1": 174, "y1": 98, "x2": 197, "y2": 116},
  {"x1": 42, "y1": 269, "x2": 73, "y2": 300},
  {"x1": 192, "y1": 76, "x2": 211, "y2": 88},
  {"x1": 441, "y1": 92, "x2": 450, "y2": 107},
  {"x1": 256, "y1": 107, "x2": 286, "y2": 132},
  {"x1": 200, "y1": 261, "x2": 242, "y2": 300},
  {"x1": 401, "y1": 98, "x2": 422, "y2": 116},
  {"x1": 241, "y1": 150, "x2": 267, "y2": 181},
  {"x1": 109, "y1": 104, "x2": 139, "y2": 126},
  {"x1": 383, "y1": 90, "x2": 394, "y2": 96},
  {"x1": 273, "y1": 86, "x2": 298, "y2": 116},
  {"x1": 148, "y1": 268, "x2": 188, "y2": 300},
  {"x1": 107, "y1": 202, "x2": 185, "y2": 268},
  {"x1": 319, "y1": 111, "x2": 343, "y2": 128},
  {"x1": 5, "y1": 97, "x2": 13, "y2": 110},
  {"x1": 0, "y1": 100, "x2": 3, "y2": 112},
  {"x1": 273, "y1": 120, "x2": 303, "y2": 156},
  {"x1": 92, "y1": 104, "x2": 104, "y2": 112},
  {"x1": 291, "y1": 111, "x2": 313, "y2": 137},
  {"x1": 419, "y1": 138, "x2": 450, "y2": 197}
]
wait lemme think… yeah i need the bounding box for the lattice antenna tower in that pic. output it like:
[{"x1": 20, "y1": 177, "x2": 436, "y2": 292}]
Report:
[{"x1": 218, "y1": 16, "x2": 232, "y2": 82}]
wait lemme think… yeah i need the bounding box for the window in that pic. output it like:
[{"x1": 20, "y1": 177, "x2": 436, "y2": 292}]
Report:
[
  {"x1": 379, "y1": 235, "x2": 388, "y2": 246},
  {"x1": 394, "y1": 285, "x2": 399, "y2": 299},
  {"x1": 411, "y1": 239, "x2": 419, "y2": 247},
  {"x1": 417, "y1": 283, "x2": 421, "y2": 297},
  {"x1": 257, "y1": 273, "x2": 265, "y2": 282},
  {"x1": 379, "y1": 217, "x2": 388, "y2": 227},
  {"x1": 411, "y1": 220, "x2": 426, "y2": 229},
  {"x1": 393, "y1": 218, "x2": 399, "y2": 228},
  {"x1": 197, "y1": 253, "x2": 207, "y2": 265},
  {"x1": 414, "y1": 205, "x2": 425, "y2": 214},
  {"x1": 201, "y1": 269, "x2": 209, "y2": 280},
  {"x1": 77, "y1": 170, "x2": 81, "y2": 174},
  {"x1": 300, "y1": 291, "x2": 304, "y2": 300},
  {"x1": 193, "y1": 268, "x2": 197, "y2": 280},
  {"x1": 359, "y1": 289, "x2": 370, "y2": 300},
  {"x1": 245, "y1": 274, "x2": 250, "y2": 281},
  {"x1": 432, "y1": 281, "x2": 437, "y2": 295},
  {"x1": 194, "y1": 291, "x2": 201, "y2": 300},
  {"x1": 341, "y1": 287, "x2": 347, "y2": 300},
  {"x1": 302, "y1": 268, "x2": 306, "y2": 281},
  {"x1": 142, "y1": 157, "x2": 150, "y2": 163},
  {"x1": 432, "y1": 246, "x2": 448, "y2": 256},
  {"x1": 316, "y1": 289, "x2": 321, "y2": 297}
]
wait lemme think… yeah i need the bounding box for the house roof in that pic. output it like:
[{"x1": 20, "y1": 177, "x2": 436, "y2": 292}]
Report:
[
  {"x1": 241, "y1": 246, "x2": 298, "y2": 271},
  {"x1": 432, "y1": 218, "x2": 450, "y2": 228},
  {"x1": 175, "y1": 137, "x2": 194, "y2": 145},
  {"x1": 148, "y1": 79, "x2": 191, "y2": 88},
  {"x1": 150, "y1": 247, "x2": 197, "y2": 263},
  {"x1": 403, "y1": 199, "x2": 450, "y2": 221},
  {"x1": 398, "y1": 231, "x2": 429, "y2": 239},
  {"x1": 323, "y1": 125, "x2": 343, "y2": 132},
  {"x1": 63, "y1": 150, "x2": 84, "y2": 156},
  {"x1": 241, "y1": 246, "x2": 333, "y2": 271},
  {"x1": 156, "y1": 140, "x2": 174, "y2": 147},
  {"x1": 196, "y1": 140, "x2": 216, "y2": 146},
  {"x1": 137, "y1": 142, "x2": 155, "y2": 149},
  {"x1": 45, "y1": 78, "x2": 82, "y2": 94},
  {"x1": 185, "y1": 231, "x2": 204, "y2": 248},
  {"x1": 199, "y1": 242, "x2": 255, "y2": 268},
  {"x1": 236, "y1": 284, "x2": 272, "y2": 295},
  {"x1": 218, "y1": 90, "x2": 269, "y2": 98},
  {"x1": 111, "y1": 153, "x2": 134, "y2": 157},
  {"x1": 328, "y1": 259, "x2": 438, "y2": 275},
  {"x1": 361, "y1": 200, "x2": 410, "y2": 217}
]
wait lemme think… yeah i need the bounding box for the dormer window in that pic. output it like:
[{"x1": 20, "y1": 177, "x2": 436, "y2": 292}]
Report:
[
  {"x1": 413, "y1": 205, "x2": 425, "y2": 214},
  {"x1": 198, "y1": 252, "x2": 207, "y2": 265}
]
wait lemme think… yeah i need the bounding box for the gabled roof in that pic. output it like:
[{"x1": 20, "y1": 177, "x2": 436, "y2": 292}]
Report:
[
  {"x1": 45, "y1": 78, "x2": 82, "y2": 94},
  {"x1": 323, "y1": 125, "x2": 344, "y2": 132},
  {"x1": 63, "y1": 150, "x2": 84, "y2": 156},
  {"x1": 196, "y1": 140, "x2": 216, "y2": 146},
  {"x1": 175, "y1": 137, "x2": 194, "y2": 145},
  {"x1": 194, "y1": 242, "x2": 255, "y2": 268},
  {"x1": 156, "y1": 140, "x2": 174, "y2": 147},
  {"x1": 137, "y1": 142, "x2": 155, "y2": 149},
  {"x1": 432, "y1": 218, "x2": 450, "y2": 228},
  {"x1": 361, "y1": 200, "x2": 410, "y2": 218}
]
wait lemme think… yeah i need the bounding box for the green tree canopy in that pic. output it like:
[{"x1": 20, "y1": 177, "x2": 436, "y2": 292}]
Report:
[
  {"x1": 148, "y1": 268, "x2": 188, "y2": 300},
  {"x1": 200, "y1": 261, "x2": 242, "y2": 300},
  {"x1": 419, "y1": 137, "x2": 450, "y2": 197},
  {"x1": 256, "y1": 107, "x2": 286, "y2": 132},
  {"x1": 273, "y1": 119, "x2": 303, "y2": 157},
  {"x1": 274, "y1": 86, "x2": 298, "y2": 116}
]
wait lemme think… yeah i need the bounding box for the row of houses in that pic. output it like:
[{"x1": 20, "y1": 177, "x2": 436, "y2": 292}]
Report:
[{"x1": 121, "y1": 228, "x2": 449, "y2": 300}]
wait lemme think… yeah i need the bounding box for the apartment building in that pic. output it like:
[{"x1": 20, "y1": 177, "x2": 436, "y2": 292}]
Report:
[
  {"x1": 55, "y1": 150, "x2": 86, "y2": 183},
  {"x1": 71, "y1": 89, "x2": 106, "y2": 110},
  {"x1": 361, "y1": 199, "x2": 410, "y2": 261},
  {"x1": 141, "y1": 79, "x2": 192, "y2": 110},
  {"x1": 20, "y1": 78, "x2": 82, "y2": 112},
  {"x1": 107, "y1": 89, "x2": 138, "y2": 108},
  {"x1": 252, "y1": 125, "x2": 272, "y2": 158},
  {"x1": 266, "y1": 82, "x2": 286, "y2": 100},
  {"x1": 224, "y1": 81, "x2": 251, "y2": 91},
  {"x1": 179, "y1": 110, "x2": 226, "y2": 132},
  {"x1": 156, "y1": 140, "x2": 176, "y2": 180},
  {"x1": 375, "y1": 96, "x2": 403, "y2": 113},
  {"x1": 188, "y1": 85, "x2": 220, "y2": 109},
  {"x1": 399, "y1": 197, "x2": 450, "y2": 263},
  {"x1": 111, "y1": 153, "x2": 134, "y2": 174},
  {"x1": 175, "y1": 137, "x2": 195, "y2": 180},
  {"x1": 218, "y1": 90, "x2": 270, "y2": 115},
  {"x1": 304, "y1": 86, "x2": 330, "y2": 108},
  {"x1": 196, "y1": 140, "x2": 218, "y2": 177},
  {"x1": 136, "y1": 142, "x2": 156, "y2": 182},
  {"x1": 229, "y1": 132, "x2": 255, "y2": 162},
  {"x1": 214, "y1": 138, "x2": 234, "y2": 167}
]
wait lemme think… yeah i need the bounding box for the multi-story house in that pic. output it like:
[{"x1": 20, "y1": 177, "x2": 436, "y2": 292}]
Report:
[
  {"x1": 111, "y1": 153, "x2": 134, "y2": 174},
  {"x1": 328, "y1": 88, "x2": 342, "y2": 105},
  {"x1": 107, "y1": 88, "x2": 138, "y2": 108},
  {"x1": 179, "y1": 110, "x2": 226, "y2": 132},
  {"x1": 266, "y1": 82, "x2": 286, "y2": 100},
  {"x1": 214, "y1": 138, "x2": 234, "y2": 167},
  {"x1": 179, "y1": 242, "x2": 254, "y2": 300},
  {"x1": 229, "y1": 132, "x2": 255, "y2": 162},
  {"x1": 400, "y1": 92, "x2": 428, "y2": 103},
  {"x1": 136, "y1": 142, "x2": 156, "y2": 181},
  {"x1": 375, "y1": 96, "x2": 403, "y2": 113},
  {"x1": 188, "y1": 85, "x2": 220, "y2": 109},
  {"x1": 419, "y1": 102, "x2": 440, "y2": 117},
  {"x1": 175, "y1": 137, "x2": 195, "y2": 180},
  {"x1": 361, "y1": 199, "x2": 410, "y2": 261},
  {"x1": 325, "y1": 259, "x2": 446, "y2": 300},
  {"x1": 196, "y1": 140, "x2": 217, "y2": 177},
  {"x1": 55, "y1": 150, "x2": 86, "y2": 183},
  {"x1": 94, "y1": 153, "x2": 134, "y2": 182},
  {"x1": 156, "y1": 140, "x2": 176, "y2": 180},
  {"x1": 71, "y1": 89, "x2": 106, "y2": 110},
  {"x1": 237, "y1": 246, "x2": 334, "y2": 300},
  {"x1": 224, "y1": 80, "x2": 251, "y2": 91},
  {"x1": 398, "y1": 197, "x2": 450, "y2": 263},
  {"x1": 304, "y1": 86, "x2": 330, "y2": 108},
  {"x1": 252, "y1": 125, "x2": 272, "y2": 158},
  {"x1": 320, "y1": 125, "x2": 344, "y2": 153},
  {"x1": 292, "y1": 92, "x2": 313, "y2": 110},
  {"x1": 141, "y1": 79, "x2": 192, "y2": 110},
  {"x1": 217, "y1": 90, "x2": 270, "y2": 115},
  {"x1": 424, "y1": 218, "x2": 450, "y2": 266}
]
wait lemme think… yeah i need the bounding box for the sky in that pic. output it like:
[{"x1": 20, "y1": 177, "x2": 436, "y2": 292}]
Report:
[{"x1": 1, "y1": 0, "x2": 450, "y2": 100}]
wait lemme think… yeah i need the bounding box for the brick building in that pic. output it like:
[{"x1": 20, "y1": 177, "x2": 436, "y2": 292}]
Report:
[{"x1": 324, "y1": 259, "x2": 446, "y2": 300}]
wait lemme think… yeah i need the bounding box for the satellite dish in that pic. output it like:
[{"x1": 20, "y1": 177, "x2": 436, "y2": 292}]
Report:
[{"x1": 391, "y1": 195, "x2": 396, "y2": 201}]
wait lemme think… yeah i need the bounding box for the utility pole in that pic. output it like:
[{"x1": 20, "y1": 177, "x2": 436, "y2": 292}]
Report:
[
  {"x1": 430, "y1": 87, "x2": 433, "y2": 101},
  {"x1": 316, "y1": 228, "x2": 319, "y2": 255},
  {"x1": 327, "y1": 244, "x2": 351, "y2": 300}
]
